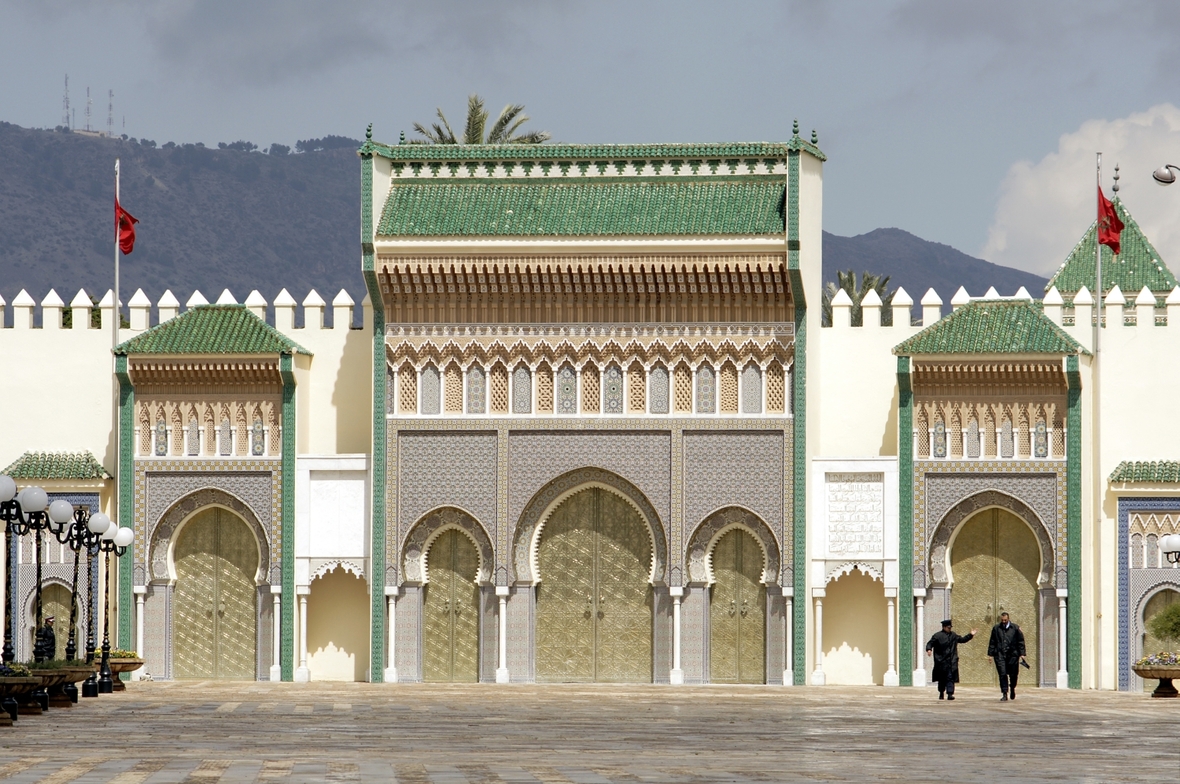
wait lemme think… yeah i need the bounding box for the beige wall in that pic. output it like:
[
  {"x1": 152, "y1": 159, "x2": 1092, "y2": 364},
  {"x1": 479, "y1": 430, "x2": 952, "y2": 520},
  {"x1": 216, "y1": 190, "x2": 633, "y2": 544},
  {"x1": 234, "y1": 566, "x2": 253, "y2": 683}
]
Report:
[{"x1": 307, "y1": 566, "x2": 371, "y2": 681}]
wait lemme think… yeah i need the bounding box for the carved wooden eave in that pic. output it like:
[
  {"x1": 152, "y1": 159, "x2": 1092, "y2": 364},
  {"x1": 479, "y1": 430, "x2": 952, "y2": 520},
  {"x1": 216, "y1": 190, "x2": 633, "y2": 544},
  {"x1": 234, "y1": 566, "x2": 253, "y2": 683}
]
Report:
[
  {"x1": 128, "y1": 355, "x2": 284, "y2": 395},
  {"x1": 912, "y1": 360, "x2": 1067, "y2": 401},
  {"x1": 373, "y1": 254, "x2": 793, "y2": 325},
  {"x1": 382, "y1": 334, "x2": 794, "y2": 372}
]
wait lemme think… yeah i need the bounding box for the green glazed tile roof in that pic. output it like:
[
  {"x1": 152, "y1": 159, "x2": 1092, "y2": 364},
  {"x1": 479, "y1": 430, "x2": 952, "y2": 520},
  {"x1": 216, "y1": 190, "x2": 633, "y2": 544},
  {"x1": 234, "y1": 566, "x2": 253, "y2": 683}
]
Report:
[
  {"x1": 1109, "y1": 461, "x2": 1180, "y2": 483},
  {"x1": 3, "y1": 451, "x2": 110, "y2": 480},
  {"x1": 894, "y1": 299, "x2": 1086, "y2": 356},
  {"x1": 114, "y1": 305, "x2": 310, "y2": 356},
  {"x1": 361, "y1": 139, "x2": 826, "y2": 162},
  {"x1": 1046, "y1": 198, "x2": 1177, "y2": 299},
  {"x1": 376, "y1": 180, "x2": 786, "y2": 237}
]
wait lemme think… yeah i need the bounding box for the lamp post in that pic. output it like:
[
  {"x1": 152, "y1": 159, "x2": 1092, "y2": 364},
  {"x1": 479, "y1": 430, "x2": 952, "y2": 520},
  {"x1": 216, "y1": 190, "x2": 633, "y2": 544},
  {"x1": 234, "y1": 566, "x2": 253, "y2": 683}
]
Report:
[
  {"x1": 0, "y1": 478, "x2": 54, "y2": 710},
  {"x1": 79, "y1": 512, "x2": 111, "y2": 699},
  {"x1": 1161, "y1": 533, "x2": 1180, "y2": 565},
  {"x1": 1153, "y1": 165, "x2": 1180, "y2": 185},
  {"x1": 95, "y1": 524, "x2": 133, "y2": 694},
  {"x1": 49, "y1": 503, "x2": 105, "y2": 701}
]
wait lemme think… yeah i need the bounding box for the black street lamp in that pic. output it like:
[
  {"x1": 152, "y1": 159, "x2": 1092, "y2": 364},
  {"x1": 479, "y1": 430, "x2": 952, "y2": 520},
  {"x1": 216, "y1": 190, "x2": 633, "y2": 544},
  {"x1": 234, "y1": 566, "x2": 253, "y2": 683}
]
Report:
[
  {"x1": 49, "y1": 503, "x2": 106, "y2": 702},
  {"x1": 78, "y1": 511, "x2": 111, "y2": 699},
  {"x1": 94, "y1": 523, "x2": 133, "y2": 694},
  {"x1": 0, "y1": 478, "x2": 55, "y2": 710}
]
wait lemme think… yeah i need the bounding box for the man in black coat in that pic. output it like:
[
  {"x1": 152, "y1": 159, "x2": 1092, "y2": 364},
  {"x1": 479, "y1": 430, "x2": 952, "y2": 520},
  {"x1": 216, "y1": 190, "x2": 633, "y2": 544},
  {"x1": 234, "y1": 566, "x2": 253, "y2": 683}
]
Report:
[
  {"x1": 987, "y1": 612, "x2": 1027, "y2": 701},
  {"x1": 925, "y1": 619, "x2": 977, "y2": 700}
]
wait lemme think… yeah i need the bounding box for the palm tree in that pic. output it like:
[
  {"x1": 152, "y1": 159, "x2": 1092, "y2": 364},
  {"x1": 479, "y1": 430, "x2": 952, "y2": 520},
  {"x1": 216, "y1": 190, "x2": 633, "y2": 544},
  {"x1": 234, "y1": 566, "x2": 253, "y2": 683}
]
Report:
[
  {"x1": 412, "y1": 94, "x2": 550, "y2": 145},
  {"x1": 821, "y1": 270, "x2": 897, "y2": 327}
]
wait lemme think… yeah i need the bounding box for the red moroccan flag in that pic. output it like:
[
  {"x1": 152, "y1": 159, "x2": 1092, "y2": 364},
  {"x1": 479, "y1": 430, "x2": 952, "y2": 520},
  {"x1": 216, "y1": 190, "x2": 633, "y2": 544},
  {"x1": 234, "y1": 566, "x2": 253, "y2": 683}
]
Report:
[
  {"x1": 115, "y1": 199, "x2": 138, "y2": 254},
  {"x1": 1097, "y1": 186, "x2": 1124, "y2": 255}
]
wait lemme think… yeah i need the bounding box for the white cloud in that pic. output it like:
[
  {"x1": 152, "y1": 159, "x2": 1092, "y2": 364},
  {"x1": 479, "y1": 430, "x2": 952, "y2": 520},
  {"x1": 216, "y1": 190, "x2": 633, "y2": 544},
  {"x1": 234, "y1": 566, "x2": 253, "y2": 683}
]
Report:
[{"x1": 982, "y1": 104, "x2": 1180, "y2": 277}]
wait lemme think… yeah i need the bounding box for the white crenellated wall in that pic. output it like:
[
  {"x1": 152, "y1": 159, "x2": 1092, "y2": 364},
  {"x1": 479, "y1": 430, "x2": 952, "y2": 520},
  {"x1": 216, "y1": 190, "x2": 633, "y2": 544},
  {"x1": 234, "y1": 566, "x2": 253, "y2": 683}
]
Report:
[{"x1": 0, "y1": 287, "x2": 374, "y2": 475}]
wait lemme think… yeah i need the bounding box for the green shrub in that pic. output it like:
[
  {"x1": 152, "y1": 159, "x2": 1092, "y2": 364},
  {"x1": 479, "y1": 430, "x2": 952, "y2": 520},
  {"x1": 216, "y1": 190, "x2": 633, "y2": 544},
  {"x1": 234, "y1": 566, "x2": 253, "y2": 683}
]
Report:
[{"x1": 1148, "y1": 602, "x2": 1180, "y2": 649}]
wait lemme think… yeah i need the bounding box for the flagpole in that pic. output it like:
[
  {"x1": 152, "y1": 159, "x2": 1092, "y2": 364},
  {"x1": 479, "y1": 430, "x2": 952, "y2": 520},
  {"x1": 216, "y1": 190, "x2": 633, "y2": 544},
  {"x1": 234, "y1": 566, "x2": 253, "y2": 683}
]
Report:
[
  {"x1": 114, "y1": 158, "x2": 120, "y2": 351},
  {"x1": 1092, "y1": 152, "x2": 1103, "y2": 689}
]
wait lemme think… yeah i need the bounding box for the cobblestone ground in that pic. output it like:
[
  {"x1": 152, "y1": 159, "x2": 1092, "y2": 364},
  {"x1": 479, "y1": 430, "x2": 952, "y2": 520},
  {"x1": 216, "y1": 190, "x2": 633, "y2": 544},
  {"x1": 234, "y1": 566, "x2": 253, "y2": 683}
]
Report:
[{"x1": 0, "y1": 682, "x2": 1176, "y2": 783}]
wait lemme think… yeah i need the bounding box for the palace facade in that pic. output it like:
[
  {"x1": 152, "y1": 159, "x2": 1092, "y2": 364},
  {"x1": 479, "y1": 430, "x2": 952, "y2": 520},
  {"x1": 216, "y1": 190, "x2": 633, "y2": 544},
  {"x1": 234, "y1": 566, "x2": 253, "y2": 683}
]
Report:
[{"x1": 2, "y1": 127, "x2": 1177, "y2": 691}]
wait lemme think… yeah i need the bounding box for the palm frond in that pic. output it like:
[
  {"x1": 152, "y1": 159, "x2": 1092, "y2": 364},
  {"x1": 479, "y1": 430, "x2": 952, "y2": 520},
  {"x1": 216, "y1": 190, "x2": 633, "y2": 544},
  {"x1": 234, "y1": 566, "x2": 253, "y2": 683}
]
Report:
[
  {"x1": 487, "y1": 104, "x2": 525, "y2": 143},
  {"x1": 462, "y1": 94, "x2": 487, "y2": 145}
]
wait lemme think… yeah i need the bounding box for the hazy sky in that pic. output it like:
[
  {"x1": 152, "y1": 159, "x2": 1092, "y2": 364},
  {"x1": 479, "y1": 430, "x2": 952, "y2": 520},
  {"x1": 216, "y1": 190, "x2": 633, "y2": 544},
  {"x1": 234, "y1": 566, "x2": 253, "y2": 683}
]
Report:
[{"x1": 5, "y1": 0, "x2": 1180, "y2": 277}]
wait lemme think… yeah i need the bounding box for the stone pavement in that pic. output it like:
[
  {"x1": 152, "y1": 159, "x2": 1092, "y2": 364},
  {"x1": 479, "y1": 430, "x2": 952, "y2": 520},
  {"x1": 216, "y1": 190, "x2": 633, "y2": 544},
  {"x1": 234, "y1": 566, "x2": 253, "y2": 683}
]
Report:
[{"x1": 0, "y1": 682, "x2": 1176, "y2": 783}]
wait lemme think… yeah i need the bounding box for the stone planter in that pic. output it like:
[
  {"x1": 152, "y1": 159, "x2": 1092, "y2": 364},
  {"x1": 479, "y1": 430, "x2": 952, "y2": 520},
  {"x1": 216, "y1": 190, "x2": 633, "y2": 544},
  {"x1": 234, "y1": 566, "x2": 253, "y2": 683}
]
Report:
[
  {"x1": 19, "y1": 670, "x2": 70, "y2": 715},
  {"x1": 107, "y1": 658, "x2": 144, "y2": 691},
  {"x1": 1132, "y1": 665, "x2": 1180, "y2": 698},
  {"x1": 48, "y1": 665, "x2": 98, "y2": 708},
  {"x1": 0, "y1": 677, "x2": 40, "y2": 726}
]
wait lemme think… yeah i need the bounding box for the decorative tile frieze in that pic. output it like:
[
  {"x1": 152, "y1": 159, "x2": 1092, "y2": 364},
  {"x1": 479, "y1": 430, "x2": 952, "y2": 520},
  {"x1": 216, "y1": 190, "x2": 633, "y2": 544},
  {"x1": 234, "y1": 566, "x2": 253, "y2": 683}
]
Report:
[
  {"x1": 397, "y1": 432, "x2": 498, "y2": 553},
  {"x1": 683, "y1": 431, "x2": 784, "y2": 555}
]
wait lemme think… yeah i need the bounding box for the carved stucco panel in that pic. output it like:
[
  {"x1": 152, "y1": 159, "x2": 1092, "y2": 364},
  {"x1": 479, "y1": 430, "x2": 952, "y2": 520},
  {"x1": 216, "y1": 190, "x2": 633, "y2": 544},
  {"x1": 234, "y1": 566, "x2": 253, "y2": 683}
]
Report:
[
  {"x1": 683, "y1": 431, "x2": 783, "y2": 554},
  {"x1": 398, "y1": 431, "x2": 498, "y2": 553}
]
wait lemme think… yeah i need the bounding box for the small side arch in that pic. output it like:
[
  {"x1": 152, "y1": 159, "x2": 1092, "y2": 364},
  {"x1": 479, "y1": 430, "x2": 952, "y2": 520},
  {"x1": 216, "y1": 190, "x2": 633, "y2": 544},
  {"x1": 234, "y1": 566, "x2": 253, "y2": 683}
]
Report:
[
  {"x1": 403, "y1": 506, "x2": 494, "y2": 586},
  {"x1": 686, "y1": 506, "x2": 780, "y2": 586}
]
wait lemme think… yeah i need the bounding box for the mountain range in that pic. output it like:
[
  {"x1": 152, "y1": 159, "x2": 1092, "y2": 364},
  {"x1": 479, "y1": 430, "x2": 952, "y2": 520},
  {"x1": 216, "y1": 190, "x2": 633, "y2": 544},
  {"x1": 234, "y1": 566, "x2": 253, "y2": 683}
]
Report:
[{"x1": 0, "y1": 121, "x2": 1045, "y2": 322}]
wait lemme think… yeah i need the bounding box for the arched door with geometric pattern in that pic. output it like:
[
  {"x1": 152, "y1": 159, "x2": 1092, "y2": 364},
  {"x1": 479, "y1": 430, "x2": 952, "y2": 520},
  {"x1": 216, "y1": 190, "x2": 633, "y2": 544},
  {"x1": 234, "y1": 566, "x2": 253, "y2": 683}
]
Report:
[
  {"x1": 709, "y1": 528, "x2": 766, "y2": 684},
  {"x1": 422, "y1": 529, "x2": 480, "y2": 683},
  {"x1": 535, "y1": 487, "x2": 653, "y2": 683},
  {"x1": 1143, "y1": 589, "x2": 1180, "y2": 692},
  {"x1": 173, "y1": 507, "x2": 258, "y2": 680},
  {"x1": 950, "y1": 508, "x2": 1039, "y2": 687}
]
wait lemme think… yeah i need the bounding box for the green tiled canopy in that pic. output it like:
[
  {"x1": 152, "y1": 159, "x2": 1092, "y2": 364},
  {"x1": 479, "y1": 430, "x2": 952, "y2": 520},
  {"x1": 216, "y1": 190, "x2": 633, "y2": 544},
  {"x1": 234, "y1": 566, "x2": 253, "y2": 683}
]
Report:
[
  {"x1": 114, "y1": 305, "x2": 309, "y2": 356},
  {"x1": 1046, "y1": 198, "x2": 1177, "y2": 300},
  {"x1": 361, "y1": 139, "x2": 826, "y2": 162},
  {"x1": 1109, "y1": 461, "x2": 1180, "y2": 483},
  {"x1": 3, "y1": 451, "x2": 110, "y2": 480},
  {"x1": 377, "y1": 180, "x2": 786, "y2": 237},
  {"x1": 894, "y1": 299, "x2": 1086, "y2": 356}
]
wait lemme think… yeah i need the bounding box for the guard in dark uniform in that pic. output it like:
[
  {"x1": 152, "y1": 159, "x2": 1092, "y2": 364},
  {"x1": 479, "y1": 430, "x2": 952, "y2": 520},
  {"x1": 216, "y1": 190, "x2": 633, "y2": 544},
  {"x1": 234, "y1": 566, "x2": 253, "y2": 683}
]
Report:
[
  {"x1": 987, "y1": 612, "x2": 1027, "y2": 701},
  {"x1": 925, "y1": 619, "x2": 977, "y2": 700},
  {"x1": 36, "y1": 615, "x2": 57, "y2": 661}
]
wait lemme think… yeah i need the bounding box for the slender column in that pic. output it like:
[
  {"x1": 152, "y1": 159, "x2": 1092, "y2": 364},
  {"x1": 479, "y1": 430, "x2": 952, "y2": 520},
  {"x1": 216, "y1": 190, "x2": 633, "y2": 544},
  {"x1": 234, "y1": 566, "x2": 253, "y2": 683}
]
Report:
[
  {"x1": 669, "y1": 586, "x2": 684, "y2": 685},
  {"x1": 810, "y1": 590, "x2": 825, "y2": 685},
  {"x1": 269, "y1": 587, "x2": 282, "y2": 681},
  {"x1": 783, "y1": 587, "x2": 793, "y2": 686},
  {"x1": 1056, "y1": 589, "x2": 1069, "y2": 689},
  {"x1": 294, "y1": 586, "x2": 310, "y2": 682},
  {"x1": 496, "y1": 586, "x2": 510, "y2": 684},
  {"x1": 131, "y1": 586, "x2": 146, "y2": 680},
  {"x1": 884, "y1": 592, "x2": 899, "y2": 686},
  {"x1": 913, "y1": 593, "x2": 927, "y2": 686},
  {"x1": 384, "y1": 586, "x2": 399, "y2": 683}
]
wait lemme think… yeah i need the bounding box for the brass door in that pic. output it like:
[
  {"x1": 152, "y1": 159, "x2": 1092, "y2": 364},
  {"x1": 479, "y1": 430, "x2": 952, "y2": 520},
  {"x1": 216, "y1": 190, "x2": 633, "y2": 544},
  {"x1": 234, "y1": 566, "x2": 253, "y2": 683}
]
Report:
[
  {"x1": 174, "y1": 508, "x2": 259, "y2": 680},
  {"x1": 422, "y1": 529, "x2": 480, "y2": 682},
  {"x1": 536, "y1": 488, "x2": 653, "y2": 683},
  {"x1": 37, "y1": 583, "x2": 74, "y2": 661},
  {"x1": 1143, "y1": 589, "x2": 1180, "y2": 691},
  {"x1": 950, "y1": 508, "x2": 1039, "y2": 686},
  {"x1": 709, "y1": 529, "x2": 766, "y2": 684}
]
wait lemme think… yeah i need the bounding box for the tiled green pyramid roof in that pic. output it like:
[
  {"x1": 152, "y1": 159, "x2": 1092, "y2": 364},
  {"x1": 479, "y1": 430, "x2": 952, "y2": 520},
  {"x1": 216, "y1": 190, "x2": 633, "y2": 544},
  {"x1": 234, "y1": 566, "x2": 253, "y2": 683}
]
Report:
[
  {"x1": 1110, "y1": 461, "x2": 1180, "y2": 483},
  {"x1": 3, "y1": 451, "x2": 110, "y2": 480},
  {"x1": 1046, "y1": 198, "x2": 1177, "y2": 299},
  {"x1": 894, "y1": 299, "x2": 1086, "y2": 356},
  {"x1": 361, "y1": 139, "x2": 826, "y2": 162},
  {"x1": 376, "y1": 180, "x2": 786, "y2": 237},
  {"x1": 114, "y1": 305, "x2": 309, "y2": 356}
]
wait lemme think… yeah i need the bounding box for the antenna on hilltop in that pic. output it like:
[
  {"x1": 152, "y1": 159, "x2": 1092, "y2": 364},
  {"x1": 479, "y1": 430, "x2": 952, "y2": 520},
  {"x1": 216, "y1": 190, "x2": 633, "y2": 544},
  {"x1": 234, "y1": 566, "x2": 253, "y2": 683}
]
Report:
[
  {"x1": 62, "y1": 75, "x2": 70, "y2": 129},
  {"x1": 85, "y1": 87, "x2": 92, "y2": 132},
  {"x1": 107, "y1": 90, "x2": 114, "y2": 138}
]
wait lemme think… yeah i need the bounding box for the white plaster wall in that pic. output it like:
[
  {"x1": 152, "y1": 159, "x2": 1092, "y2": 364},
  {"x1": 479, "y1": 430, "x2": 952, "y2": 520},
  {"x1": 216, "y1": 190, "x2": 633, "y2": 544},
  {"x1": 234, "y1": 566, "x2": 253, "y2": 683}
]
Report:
[
  {"x1": 295, "y1": 456, "x2": 369, "y2": 566},
  {"x1": 0, "y1": 296, "x2": 148, "y2": 478}
]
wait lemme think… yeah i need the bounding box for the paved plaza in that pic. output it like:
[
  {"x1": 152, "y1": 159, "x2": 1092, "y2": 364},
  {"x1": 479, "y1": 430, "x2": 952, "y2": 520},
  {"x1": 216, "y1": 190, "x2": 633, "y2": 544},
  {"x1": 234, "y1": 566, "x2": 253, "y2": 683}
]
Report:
[{"x1": 0, "y1": 682, "x2": 1176, "y2": 783}]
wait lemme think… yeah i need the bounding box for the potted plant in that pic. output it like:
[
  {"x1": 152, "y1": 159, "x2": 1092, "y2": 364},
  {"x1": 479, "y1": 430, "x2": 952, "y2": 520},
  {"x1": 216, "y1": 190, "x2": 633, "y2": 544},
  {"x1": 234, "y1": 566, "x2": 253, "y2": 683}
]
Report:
[
  {"x1": 0, "y1": 663, "x2": 38, "y2": 725},
  {"x1": 104, "y1": 649, "x2": 145, "y2": 691},
  {"x1": 1133, "y1": 602, "x2": 1180, "y2": 698}
]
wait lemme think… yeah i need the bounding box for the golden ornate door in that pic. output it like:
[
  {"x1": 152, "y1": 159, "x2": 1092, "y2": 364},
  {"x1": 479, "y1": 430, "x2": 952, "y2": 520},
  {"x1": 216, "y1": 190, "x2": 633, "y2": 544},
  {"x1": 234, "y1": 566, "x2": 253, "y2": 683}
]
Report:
[
  {"x1": 174, "y1": 508, "x2": 259, "y2": 680},
  {"x1": 1143, "y1": 590, "x2": 1180, "y2": 691},
  {"x1": 950, "y1": 508, "x2": 1039, "y2": 686},
  {"x1": 422, "y1": 529, "x2": 480, "y2": 682},
  {"x1": 38, "y1": 583, "x2": 74, "y2": 661},
  {"x1": 536, "y1": 488, "x2": 652, "y2": 683},
  {"x1": 709, "y1": 529, "x2": 766, "y2": 684}
]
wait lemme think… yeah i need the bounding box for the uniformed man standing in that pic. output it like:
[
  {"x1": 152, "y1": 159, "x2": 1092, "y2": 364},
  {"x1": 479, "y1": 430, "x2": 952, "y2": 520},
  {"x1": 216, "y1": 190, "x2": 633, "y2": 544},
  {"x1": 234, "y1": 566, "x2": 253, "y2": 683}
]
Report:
[
  {"x1": 925, "y1": 619, "x2": 978, "y2": 700},
  {"x1": 987, "y1": 612, "x2": 1027, "y2": 702}
]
